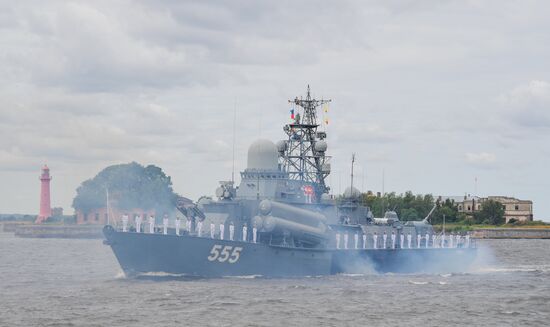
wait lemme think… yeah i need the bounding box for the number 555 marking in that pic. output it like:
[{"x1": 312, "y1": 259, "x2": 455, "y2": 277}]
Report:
[{"x1": 207, "y1": 245, "x2": 243, "y2": 263}]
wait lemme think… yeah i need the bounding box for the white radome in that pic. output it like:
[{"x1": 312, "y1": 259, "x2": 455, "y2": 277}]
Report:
[{"x1": 247, "y1": 139, "x2": 279, "y2": 170}]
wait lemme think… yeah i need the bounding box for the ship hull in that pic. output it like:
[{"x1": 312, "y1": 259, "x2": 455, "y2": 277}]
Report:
[{"x1": 103, "y1": 226, "x2": 477, "y2": 277}]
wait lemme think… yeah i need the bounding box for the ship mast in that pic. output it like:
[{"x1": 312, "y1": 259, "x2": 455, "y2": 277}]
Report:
[{"x1": 281, "y1": 85, "x2": 332, "y2": 200}]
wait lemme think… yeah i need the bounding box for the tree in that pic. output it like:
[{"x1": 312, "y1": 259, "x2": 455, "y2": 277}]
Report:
[
  {"x1": 72, "y1": 162, "x2": 177, "y2": 214},
  {"x1": 474, "y1": 200, "x2": 505, "y2": 225},
  {"x1": 432, "y1": 199, "x2": 459, "y2": 224},
  {"x1": 362, "y1": 191, "x2": 436, "y2": 221}
]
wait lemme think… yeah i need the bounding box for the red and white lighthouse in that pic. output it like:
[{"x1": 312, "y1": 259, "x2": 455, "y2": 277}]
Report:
[{"x1": 36, "y1": 165, "x2": 52, "y2": 224}]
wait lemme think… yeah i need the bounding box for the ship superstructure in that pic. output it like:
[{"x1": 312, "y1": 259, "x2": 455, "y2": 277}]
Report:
[{"x1": 279, "y1": 85, "x2": 332, "y2": 199}]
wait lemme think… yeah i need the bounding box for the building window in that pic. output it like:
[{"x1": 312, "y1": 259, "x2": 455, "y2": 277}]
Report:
[
  {"x1": 515, "y1": 205, "x2": 519, "y2": 210},
  {"x1": 467, "y1": 206, "x2": 471, "y2": 211},
  {"x1": 458, "y1": 205, "x2": 462, "y2": 211}
]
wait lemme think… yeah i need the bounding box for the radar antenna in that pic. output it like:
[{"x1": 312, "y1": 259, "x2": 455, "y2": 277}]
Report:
[
  {"x1": 350, "y1": 153, "x2": 356, "y2": 191},
  {"x1": 280, "y1": 85, "x2": 332, "y2": 200}
]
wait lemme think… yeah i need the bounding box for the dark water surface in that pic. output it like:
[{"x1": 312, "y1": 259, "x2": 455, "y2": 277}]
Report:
[{"x1": 1, "y1": 233, "x2": 549, "y2": 326}]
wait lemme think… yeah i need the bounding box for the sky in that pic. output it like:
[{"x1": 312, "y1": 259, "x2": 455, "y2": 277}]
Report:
[{"x1": 0, "y1": 1, "x2": 549, "y2": 220}]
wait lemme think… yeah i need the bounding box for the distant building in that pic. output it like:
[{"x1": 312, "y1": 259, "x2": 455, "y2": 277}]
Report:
[
  {"x1": 437, "y1": 195, "x2": 533, "y2": 223},
  {"x1": 485, "y1": 196, "x2": 533, "y2": 223},
  {"x1": 36, "y1": 165, "x2": 52, "y2": 224}
]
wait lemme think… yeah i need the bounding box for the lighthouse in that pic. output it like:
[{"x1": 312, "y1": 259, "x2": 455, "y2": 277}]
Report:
[{"x1": 36, "y1": 165, "x2": 52, "y2": 224}]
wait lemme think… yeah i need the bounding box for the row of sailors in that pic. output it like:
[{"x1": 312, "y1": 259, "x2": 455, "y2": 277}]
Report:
[
  {"x1": 122, "y1": 215, "x2": 471, "y2": 249},
  {"x1": 121, "y1": 214, "x2": 258, "y2": 243},
  {"x1": 335, "y1": 231, "x2": 471, "y2": 249}
]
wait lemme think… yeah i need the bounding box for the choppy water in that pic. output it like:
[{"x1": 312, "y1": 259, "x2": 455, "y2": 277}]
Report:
[{"x1": 1, "y1": 233, "x2": 549, "y2": 327}]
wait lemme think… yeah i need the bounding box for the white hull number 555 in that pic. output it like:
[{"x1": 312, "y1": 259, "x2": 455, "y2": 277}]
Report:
[{"x1": 207, "y1": 245, "x2": 243, "y2": 263}]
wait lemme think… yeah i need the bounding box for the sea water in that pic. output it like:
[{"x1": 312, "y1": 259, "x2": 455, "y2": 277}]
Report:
[{"x1": 1, "y1": 233, "x2": 549, "y2": 326}]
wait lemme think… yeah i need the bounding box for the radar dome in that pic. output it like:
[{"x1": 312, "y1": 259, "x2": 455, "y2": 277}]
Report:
[
  {"x1": 247, "y1": 139, "x2": 279, "y2": 170},
  {"x1": 343, "y1": 186, "x2": 361, "y2": 199},
  {"x1": 314, "y1": 140, "x2": 327, "y2": 152},
  {"x1": 276, "y1": 140, "x2": 287, "y2": 153}
]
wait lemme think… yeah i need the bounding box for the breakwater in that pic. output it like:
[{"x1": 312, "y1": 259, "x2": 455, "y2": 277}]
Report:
[
  {"x1": 472, "y1": 228, "x2": 550, "y2": 239},
  {"x1": 14, "y1": 224, "x2": 104, "y2": 239},
  {"x1": 1, "y1": 221, "x2": 31, "y2": 233}
]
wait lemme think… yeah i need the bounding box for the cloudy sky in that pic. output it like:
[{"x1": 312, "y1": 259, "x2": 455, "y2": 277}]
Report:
[{"x1": 1, "y1": 0, "x2": 549, "y2": 220}]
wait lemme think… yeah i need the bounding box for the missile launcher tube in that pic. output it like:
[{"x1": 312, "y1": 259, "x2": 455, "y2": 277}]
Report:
[
  {"x1": 258, "y1": 200, "x2": 327, "y2": 227},
  {"x1": 253, "y1": 215, "x2": 328, "y2": 243}
]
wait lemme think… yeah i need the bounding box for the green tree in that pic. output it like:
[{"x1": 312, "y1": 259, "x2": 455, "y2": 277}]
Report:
[
  {"x1": 72, "y1": 162, "x2": 177, "y2": 214},
  {"x1": 474, "y1": 200, "x2": 505, "y2": 225},
  {"x1": 432, "y1": 199, "x2": 459, "y2": 224},
  {"x1": 361, "y1": 191, "x2": 436, "y2": 221}
]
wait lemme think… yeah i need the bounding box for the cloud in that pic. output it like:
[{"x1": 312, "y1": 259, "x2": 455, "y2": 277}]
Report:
[
  {"x1": 498, "y1": 80, "x2": 550, "y2": 128},
  {"x1": 1, "y1": 1, "x2": 550, "y2": 220},
  {"x1": 465, "y1": 152, "x2": 496, "y2": 167},
  {"x1": 333, "y1": 122, "x2": 403, "y2": 145}
]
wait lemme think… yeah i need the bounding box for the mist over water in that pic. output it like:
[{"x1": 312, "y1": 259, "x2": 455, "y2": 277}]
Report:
[{"x1": 1, "y1": 233, "x2": 549, "y2": 327}]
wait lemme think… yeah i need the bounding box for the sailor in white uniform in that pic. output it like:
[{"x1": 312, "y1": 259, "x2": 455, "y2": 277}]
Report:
[
  {"x1": 456, "y1": 234, "x2": 462, "y2": 247},
  {"x1": 362, "y1": 233, "x2": 367, "y2": 249},
  {"x1": 383, "y1": 231, "x2": 387, "y2": 249},
  {"x1": 197, "y1": 220, "x2": 203, "y2": 237},
  {"x1": 242, "y1": 224, "x2": 248, "y2": 241},
  {"x1": 373, "y1": 232, "x2": 378, "y2": 250},
  {"x1": 417, "y1": 233, "x2": 421, "y2": 248},
  {"x1": 229, "y1": 223, "x2": 235, "y2": 241},
  {"x1": 425, "y1": 232, "x2": 430, "y2": 248},
  {"x1": 336, "y1": 233, "x2": 341, "y2": 249},
  {"x1": 391, "y1": 231, "x2": 396, "y2": 249},
  {"x1": 354, "y1": 233, "x2": 359, "y2": 249},
  {"x1": 148, "y1": 215, "x2": 155, "y2": 234},
  {"x1": 252, "y1": 226, "x2": 257, "y2": 243},
  {"x1": 465, "y1": 233, "x2": 471, "y2": 248},
  {"x1": 210, "y1": 223, "x2": 215, "y2": 238},
  {"x1": 162, "y1": 215, "x2": 168, "y2": 235},
  {"x1": 344, "y1": 232, "x2": 349, "y2": 249},
  {"x1": 122, "y1": 214, "x2": 128, "y2": 232},
  {"x1": 219, "y1": 223, "x2": 225, "y2": 240},
  {"x1": 175, "y1": 217, "x2": 181, "y2": 236},
  {"x1": 186, "y1": 218, "x2": 192, "y2": 233},
  {"x1": 407, "y1": 233, "x2": 412, "y2": 249},
  {"x1": 400, "y1": 233, "x2": 404, "y2": 249},
  {"x1": 449, "y1": 233, "x2": 455, "y2": 248},
  {"x1": 135, "y1": 215, "x2": 142, "y2": 233},
  {"x1": 441, "y1": 233, "x2": 446, "y2": 248}
]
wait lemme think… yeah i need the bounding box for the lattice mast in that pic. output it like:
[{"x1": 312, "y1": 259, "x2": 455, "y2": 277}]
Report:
[{"x1": 281, "y1": 86, "x2": 332, "y2": 199}]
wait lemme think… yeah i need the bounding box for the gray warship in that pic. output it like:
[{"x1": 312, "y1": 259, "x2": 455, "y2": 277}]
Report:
[{"x1": 103, "y1": 87, "x2": 477, "y2": 277}]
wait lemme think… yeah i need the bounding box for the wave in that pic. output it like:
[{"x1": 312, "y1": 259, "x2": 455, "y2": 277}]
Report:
[
  {"x1": 114, "y1": 271, "x2": 126, "y2": 279},
  {"x1": 473, "y1": 265, "x2": 550, "y2": 273},
  {"x1": 408, "y1": 280, "x2": 429, "y2": 285},
  {"x1": 224, "y1": 274, "x2": 263, "y2": 279},
  {"x1": 338, "y1": 273, "x2": 366, "y2": 277}
]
